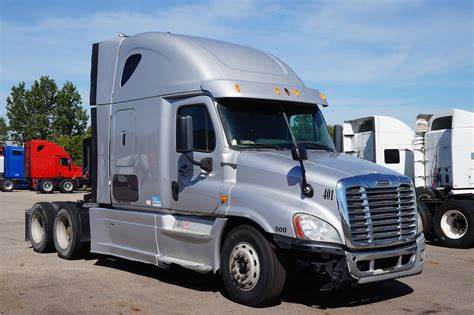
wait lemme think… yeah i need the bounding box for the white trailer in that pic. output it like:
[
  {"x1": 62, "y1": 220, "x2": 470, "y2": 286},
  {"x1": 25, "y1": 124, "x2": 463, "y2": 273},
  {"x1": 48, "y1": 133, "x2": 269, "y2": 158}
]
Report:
[{"x1": 337, "y1": 109, "x2": 474, "y2": 248}]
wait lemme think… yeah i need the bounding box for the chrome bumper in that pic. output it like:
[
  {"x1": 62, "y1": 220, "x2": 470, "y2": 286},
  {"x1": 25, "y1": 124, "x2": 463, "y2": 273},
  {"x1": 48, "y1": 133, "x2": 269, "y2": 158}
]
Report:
[{"x1": 345, "y1": 234, "x2": 425, "y2": 284}]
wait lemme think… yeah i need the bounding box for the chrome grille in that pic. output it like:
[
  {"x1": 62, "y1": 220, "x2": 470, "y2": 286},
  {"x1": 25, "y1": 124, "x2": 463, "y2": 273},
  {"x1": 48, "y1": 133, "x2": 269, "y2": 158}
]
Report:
[{"x1": 346, "y1": 184, "x2": 417, "y2": 247}]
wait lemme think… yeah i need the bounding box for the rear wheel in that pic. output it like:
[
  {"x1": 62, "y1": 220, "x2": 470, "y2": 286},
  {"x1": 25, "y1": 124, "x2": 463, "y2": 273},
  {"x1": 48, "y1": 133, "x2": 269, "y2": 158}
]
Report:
[
  {"x1": 38, "y1": 179, "x2": 55, "y2": 193},
  {"x1": 28, "y1": 203, "x2": 56, "y2": 252},
  {"x1": 221, "y1": 225, "x2": 286, "y2": 307},
  {"x1": 433, "y1": 200, "x2": 474, "y2": 248},
  {"x1": 1, "y1": 180, "x2": 14, "y2": 192},
  {"x1": 53, "y1": 207, "x2": 86, "y2": 259},
  {"x1": 59, "y1": 179, "x2": 75, "y2": 193}
]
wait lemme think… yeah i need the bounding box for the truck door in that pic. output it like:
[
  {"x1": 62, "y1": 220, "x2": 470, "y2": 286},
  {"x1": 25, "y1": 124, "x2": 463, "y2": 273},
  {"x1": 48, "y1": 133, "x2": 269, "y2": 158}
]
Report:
[
  {"x1": 170, "y1": 96, "x2": 223, "y2": 214},
  {"x1": 58, "y1": 157, "x2": 71, "y2": 177}
]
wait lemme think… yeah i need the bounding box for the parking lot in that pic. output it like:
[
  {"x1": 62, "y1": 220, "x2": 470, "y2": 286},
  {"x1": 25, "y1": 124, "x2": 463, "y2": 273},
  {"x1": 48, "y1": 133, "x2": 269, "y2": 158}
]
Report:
[{"x1": 1, "y1": 190, "x2": 473, "y2": 314}]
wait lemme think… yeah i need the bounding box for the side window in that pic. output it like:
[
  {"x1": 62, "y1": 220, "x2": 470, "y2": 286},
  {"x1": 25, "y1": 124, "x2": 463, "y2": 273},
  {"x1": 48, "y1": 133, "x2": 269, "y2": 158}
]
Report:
[
  {"x1": 60, "y1": 157, "x2": 69, "y2": 166},
  {"x1": 177, "y1": 105, "x2": 216, "y2": 152},
  {"x1": 12, "y1": 150, "x2": 23, "y2": 156},
  {"x1": 384, "y1": 149, "x2": 400, "y2": 164},
  {"x1": 431, "y1": 116, "x2": 452, "y2": 131},
  {"x1": 121, "y1": 54, "x2": 142, "y2": 87}
]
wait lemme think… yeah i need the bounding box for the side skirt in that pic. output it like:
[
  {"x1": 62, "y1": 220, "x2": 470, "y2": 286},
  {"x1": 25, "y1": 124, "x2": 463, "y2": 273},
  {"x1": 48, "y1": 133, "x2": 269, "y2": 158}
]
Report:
[{"x1": 89, "y1": 207, "x2": 226, "y2": 273}]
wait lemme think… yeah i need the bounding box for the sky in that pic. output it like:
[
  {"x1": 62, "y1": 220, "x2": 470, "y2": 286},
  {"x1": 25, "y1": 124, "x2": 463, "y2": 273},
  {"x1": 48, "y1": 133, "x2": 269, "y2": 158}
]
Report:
[{"x1": 0, "y1": 0, "x2": 473, "y2": 127}]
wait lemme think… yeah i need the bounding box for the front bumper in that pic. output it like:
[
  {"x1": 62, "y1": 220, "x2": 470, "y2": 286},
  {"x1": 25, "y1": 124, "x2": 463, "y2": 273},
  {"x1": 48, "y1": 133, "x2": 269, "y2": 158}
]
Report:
[
  {"x1": 345, "y1": 234, "x2": 425, "y2": 283},
  {"x1": 274, "y1": 233, "x2": 425, "y2": 285}
]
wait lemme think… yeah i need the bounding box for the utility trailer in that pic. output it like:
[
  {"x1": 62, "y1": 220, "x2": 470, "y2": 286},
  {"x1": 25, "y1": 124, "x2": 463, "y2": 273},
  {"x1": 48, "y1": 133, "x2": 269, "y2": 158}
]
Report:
[
  {"x1": 0, "y1": 140, "x2": 87, "y2": 193},
  {"x1": 25, "y1": 32, "x2": 424, "y2": 307},
  {"x1": 336, "y1": 109, "x2": 474, "y2": 248}
]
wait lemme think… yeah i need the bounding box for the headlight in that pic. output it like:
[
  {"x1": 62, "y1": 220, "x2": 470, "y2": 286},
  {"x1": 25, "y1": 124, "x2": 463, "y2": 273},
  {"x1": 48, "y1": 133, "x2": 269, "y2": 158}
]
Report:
[
  {"x1": 416, "y1": 211, "x2": 424, "y2": 235},
  {"x1": 293, "y1": 213, "x2": 341, "y2": 243}
]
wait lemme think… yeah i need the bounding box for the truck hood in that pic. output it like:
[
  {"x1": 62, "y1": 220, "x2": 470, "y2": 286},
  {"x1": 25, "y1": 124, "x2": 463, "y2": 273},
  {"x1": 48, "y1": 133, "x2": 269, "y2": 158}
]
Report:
[{"x1": 236, "y1": 150, "x2": 402, "y2": 188}]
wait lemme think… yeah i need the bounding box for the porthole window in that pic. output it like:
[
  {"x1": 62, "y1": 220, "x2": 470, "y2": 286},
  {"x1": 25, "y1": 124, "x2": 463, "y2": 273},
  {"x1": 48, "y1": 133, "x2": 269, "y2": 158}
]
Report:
[{"x1": 121, "y1": 54, "x2": 142, "y2": 87}]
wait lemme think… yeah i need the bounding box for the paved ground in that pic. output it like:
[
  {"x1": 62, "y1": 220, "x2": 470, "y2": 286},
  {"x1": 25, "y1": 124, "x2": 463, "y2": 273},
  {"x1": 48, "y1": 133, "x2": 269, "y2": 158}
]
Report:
[{"x1": 1, "y1": 190, "x2": 473, "y2": 315}]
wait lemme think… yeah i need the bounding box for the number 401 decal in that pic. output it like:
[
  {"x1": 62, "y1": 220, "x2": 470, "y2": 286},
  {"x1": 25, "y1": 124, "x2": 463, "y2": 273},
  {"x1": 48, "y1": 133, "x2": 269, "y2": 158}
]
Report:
[{"x1": 323, "y1": 188, "x2": 334, "y2": 200}]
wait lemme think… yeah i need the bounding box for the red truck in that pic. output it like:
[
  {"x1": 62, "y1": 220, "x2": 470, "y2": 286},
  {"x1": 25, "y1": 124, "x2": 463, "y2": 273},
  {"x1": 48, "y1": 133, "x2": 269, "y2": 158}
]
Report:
[{"x1": 24, "y1": 140, "x2": 84, "y2": 193}]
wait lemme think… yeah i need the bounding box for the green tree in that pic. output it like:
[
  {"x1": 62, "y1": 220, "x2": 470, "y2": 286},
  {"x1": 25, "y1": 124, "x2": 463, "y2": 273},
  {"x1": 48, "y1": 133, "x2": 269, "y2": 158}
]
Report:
[
  {"x1": 5, "y1": 76, "x2": 88, "y2": 145},
  {"x1": 25, "y1": 76, "x2": 57, "y2": 140},
  {"x1": 0, "y1": 116, "x2": 8, "y2": 145},
  {"x1": 51, "y1": 81, "x2": 88, "y2": 137},
  {"x1": 6, "y1": 82, "x2": 30, "y2": 144}
]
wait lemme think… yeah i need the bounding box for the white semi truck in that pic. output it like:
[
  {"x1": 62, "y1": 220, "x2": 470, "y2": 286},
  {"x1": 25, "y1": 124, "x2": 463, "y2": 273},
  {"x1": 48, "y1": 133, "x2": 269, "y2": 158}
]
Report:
[
  {"x1": 336, "y1": 109, "x2": 474, "y2": 248},
  {"x1": 25, "y1": 32, "x2": 425, "y2": 307}
]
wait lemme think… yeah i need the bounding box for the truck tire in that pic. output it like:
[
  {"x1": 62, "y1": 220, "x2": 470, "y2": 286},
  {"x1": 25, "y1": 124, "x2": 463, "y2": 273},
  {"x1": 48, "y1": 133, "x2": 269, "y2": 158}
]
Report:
[
  {"x1": 416, "y1": 187, "x2": 436, "y2": 201},
  {"x1": 1, "y1": 180, "x2": 15, "y2": 192},
  {"x1": 53, "y1": 207, "x2": 86, "y2": 259},
  {"x1": 417, "y1": 201, "x2": 432, "y2": 239},
  {"x1": 38, "y1": 179, "x2": 55, "y2": 193},
  {"x1": 28, "y1": 202, "x2": 56, "y2": 253},
  {"x1": 433, "y1": 200, "x2": 474, "y2": 248},
  {"x1": 221, "y1": 225, "x2": 286, "y2": 307},
  {"x1": 59, "y1": 179, "x2": 75, "y2": 193}
]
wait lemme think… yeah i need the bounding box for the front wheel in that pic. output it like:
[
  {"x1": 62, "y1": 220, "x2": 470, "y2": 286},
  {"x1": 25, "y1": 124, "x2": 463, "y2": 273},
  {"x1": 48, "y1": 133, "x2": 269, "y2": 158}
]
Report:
[
  {"x1": 433, "y1": 200, "x2": 474, "y2": 248},
  {"x1": 221, "y1": 225, "x2": 286, "y2": 307}
]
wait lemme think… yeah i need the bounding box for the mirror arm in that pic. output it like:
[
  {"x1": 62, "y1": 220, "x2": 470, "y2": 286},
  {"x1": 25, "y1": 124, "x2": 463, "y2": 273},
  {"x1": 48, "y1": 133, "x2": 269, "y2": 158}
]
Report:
[{"x1": 183, "y1": 152, "x2": 202, "y2": 167}]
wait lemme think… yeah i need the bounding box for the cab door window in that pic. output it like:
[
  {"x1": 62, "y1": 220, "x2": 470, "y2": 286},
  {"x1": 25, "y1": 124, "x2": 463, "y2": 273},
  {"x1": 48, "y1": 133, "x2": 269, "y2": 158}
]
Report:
[{"x1": 177, "y1": 105, "x2": 216, "y2": 152}]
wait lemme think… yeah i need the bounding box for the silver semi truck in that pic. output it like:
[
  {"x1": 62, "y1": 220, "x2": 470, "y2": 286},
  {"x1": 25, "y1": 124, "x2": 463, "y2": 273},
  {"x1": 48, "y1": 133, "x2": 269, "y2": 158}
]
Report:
[{"x1": 25, "y1": 32, "x2": 424, "y2": 307}]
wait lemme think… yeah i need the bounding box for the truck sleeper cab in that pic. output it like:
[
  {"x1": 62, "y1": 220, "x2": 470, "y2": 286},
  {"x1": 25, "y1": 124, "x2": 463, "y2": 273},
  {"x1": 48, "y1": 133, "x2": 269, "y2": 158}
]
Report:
[
  {"x1": 25, "y1": 140, "x2": 84, "y2": 193},
  {"x1": 25, "y1": 32, "x2": 424, "y2": 307}
]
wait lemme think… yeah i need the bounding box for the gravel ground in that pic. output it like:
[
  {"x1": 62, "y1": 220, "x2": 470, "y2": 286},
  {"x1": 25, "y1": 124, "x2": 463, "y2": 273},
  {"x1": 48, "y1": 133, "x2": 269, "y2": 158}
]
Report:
[{"x1": 1, "y1": 190, "x2": 473, "y2": 315}]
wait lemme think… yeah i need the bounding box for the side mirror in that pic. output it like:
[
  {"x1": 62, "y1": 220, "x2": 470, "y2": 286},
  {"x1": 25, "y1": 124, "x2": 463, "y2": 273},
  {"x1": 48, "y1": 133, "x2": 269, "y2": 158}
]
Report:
[
  {"x1": 291, "y1": 146, "x2": 308, "y2": 161},
  {"x1": 333, "y1": 124, "x2": 344, "y2": 153},
  {"x1": 176, "y1": 115, "x2": 194, "y2": 153}
]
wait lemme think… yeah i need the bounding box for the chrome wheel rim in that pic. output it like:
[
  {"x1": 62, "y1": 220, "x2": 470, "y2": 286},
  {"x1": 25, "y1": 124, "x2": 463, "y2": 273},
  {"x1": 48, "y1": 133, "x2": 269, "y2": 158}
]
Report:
[
  {"x1": 43, "y1": 181, "x2": 53, "y2": 192},
  {"x1": 3, "y1": 181, "x2": 13, "y2": 191},
  {"x1": 441, "y1": 210, "x2": 468, "y2": 239},
  {"x1": 31, "y1": 212, "x2": 45, "y2": 244},
  {"x1": 56, "y1": 215, "x2": 72, "y2": 250},
  {"x1": 63, "y1": 181, "x2": 73, "y2": 192},
  {"x1": 229, "y1": 242, "x2": 260, "y2": 291}
]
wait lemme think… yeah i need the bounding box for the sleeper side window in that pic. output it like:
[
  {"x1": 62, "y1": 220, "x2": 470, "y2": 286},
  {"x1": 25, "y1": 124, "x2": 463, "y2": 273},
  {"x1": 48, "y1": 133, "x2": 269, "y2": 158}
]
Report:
[
  {"x1": 121, "y1": 54, "x2": 142, "y2": 86},
  {"x1": 177, "y1": 105, "x2": 216, "y2": 152},
  {"x1": 384, "y1": 149, "x2": 400, "y2": 164}
]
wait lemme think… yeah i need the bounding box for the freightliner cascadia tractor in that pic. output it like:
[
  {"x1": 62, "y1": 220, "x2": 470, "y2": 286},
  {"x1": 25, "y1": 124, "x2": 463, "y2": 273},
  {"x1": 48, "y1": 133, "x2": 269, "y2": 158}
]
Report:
[{"x1": 25, "y1": 33, "x2": 425, "y2": 307}]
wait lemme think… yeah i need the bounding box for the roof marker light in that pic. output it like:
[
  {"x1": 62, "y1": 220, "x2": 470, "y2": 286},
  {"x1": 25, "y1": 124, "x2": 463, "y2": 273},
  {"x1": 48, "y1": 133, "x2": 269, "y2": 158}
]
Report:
[
  {"x1": 292, "y1": 88, "x2": 300, "y2": 97},
  {"x1": 319, "y1": 91, "x2": 327, "y2": 101},
  {"x1": 274, "y1": 87, "x2": 281, "y2": 95},
  {"x1": 234, "y1": 83, "x2": 241, "y2": 93},
  {"x1": 284, "y1": 88, "x2": 290, "y2": 96}
]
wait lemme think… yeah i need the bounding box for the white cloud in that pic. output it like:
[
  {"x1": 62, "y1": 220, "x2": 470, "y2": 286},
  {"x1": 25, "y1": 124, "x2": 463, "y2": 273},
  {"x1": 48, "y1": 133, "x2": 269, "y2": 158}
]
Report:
[{"x1": 0, "y1": 0, "x2": 472, "y2": 122}]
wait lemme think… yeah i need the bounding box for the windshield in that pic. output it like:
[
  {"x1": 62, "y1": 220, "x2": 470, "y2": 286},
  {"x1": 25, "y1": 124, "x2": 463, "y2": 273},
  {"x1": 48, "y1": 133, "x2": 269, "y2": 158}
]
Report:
[{"x1": 218, "y1": 98, "x2": 335, "y2": 151}]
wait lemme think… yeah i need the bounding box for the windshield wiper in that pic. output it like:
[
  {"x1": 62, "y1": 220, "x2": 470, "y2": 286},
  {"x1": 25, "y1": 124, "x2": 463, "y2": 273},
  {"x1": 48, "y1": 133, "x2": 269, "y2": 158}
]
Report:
[
  {"x1": 239, "y1": 143, "x2": 286, "y2": 150},
  {"x1": 298, "y1": 142, "x2": 334, "y2": 151}
]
